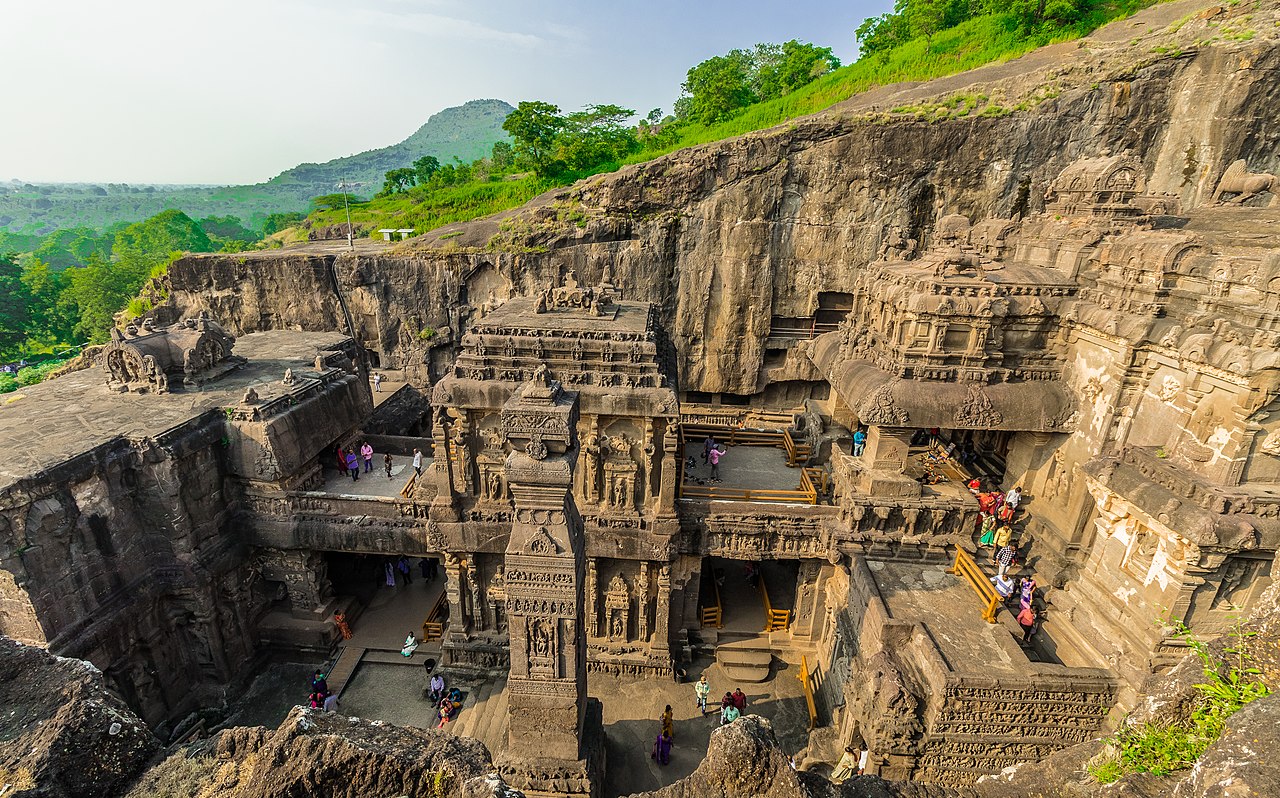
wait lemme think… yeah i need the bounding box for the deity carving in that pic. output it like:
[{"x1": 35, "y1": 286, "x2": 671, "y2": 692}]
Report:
[{"x1": 1158, "y1": 376, "x2": 1181, "y2": 403}]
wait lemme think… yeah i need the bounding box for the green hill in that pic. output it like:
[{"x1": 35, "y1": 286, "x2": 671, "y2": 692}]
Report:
[
  {"x1": 263, "y1": 98, "x2": 514, "y2": 197},
  {"x1": 0, "y1": 99, "x2": 514, "y2": 234}
]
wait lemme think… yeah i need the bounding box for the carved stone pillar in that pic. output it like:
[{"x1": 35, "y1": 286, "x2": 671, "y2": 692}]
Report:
[
  {"x1": 586, "y1": 558, "x2": 600, "y2": 638},
  {"x1": 259, "y1": 549, "x2": 333, "y2": 619},
  {"x1": 442, "y1": 552, "x2": 467, "y2": 637},
  {"x1": 430, "y1": 406, "x2": 460, "y2": 522},
  {"x1": 466, "y1": 556, "x2": 483, "y2": 630},
  {"x1": 658, "y1": 421, "x2": 679, "y2": 514},
  {"x1": 497, "y1": 369, "x2": 600, "y2": 795},
  {"x1": 653, "y1": 564, "x2": 672, "y2": 657},
  {"x1": 792, "y1": 560, "x2": 824, "y2": 640},
  {"x1": 636, "y1": 562, "x2": 651, "y2": 641}
]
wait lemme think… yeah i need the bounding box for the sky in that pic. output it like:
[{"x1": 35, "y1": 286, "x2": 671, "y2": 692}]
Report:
[{"x1": 0, "y1": 0, "x2": 892, "y2": 186}]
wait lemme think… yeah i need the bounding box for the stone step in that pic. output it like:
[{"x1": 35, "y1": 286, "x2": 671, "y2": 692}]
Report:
[
  {"x1": 326, "y1": 646, "x2": 366, "y2": 697},
  {"x1": 448, "y1": 680, "x2": 493, "y2": 737},
  {"x1": 467, "y1": 677, "x2": 508, "y2": 750},
  {"x1": 722, "y1": 663, "x2": 772, "y2": 684}
]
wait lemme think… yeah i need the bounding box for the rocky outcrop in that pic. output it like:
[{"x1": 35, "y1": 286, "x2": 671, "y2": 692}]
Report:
[
  {"x1": 0, "y1": 637, "x2": 158, "y2": 798},
  {"x1": 155, "y1": 0, "x2": 1280, "y2": 395},
  {"x1": 125, "y1": 707, "x2": 515, "y2": 798}
]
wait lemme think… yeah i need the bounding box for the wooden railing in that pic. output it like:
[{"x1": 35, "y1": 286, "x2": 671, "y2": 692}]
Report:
[
  {"x1": 783, "y1": 428, "x2": 812, "y2": 467},
  {"x1": 680, "y1": 483, "x2": 817, "y2": 505},
  {"x1": 800, "y1": 467, "x2": 827, "y2": 498},
  {"x1": 945, "y1": 547, "x2": 1001, "y2": 624},
  {"x1": 681, "y1": 424, "x2": 787, "y2": 448},
  {"x1": 421, "y1": 590, "x2": 448, "y2": 641},
  {"x1": 761, "y1": 578, "x2": 791, "y2": 632},
  {"x1": 798, "y1": 655, "x2": 818, "y2": 729},
  {"x1": 399, "y1": 471, "x2": 418, "y2": 499},
  {"x1": 701, "y1": 573, "x2": 723, "y2": 629}
]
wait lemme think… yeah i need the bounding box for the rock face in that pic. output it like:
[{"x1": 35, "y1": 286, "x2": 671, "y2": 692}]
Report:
[
  {"x1": 125, "y1": 707, "x2": 513, "y2": 798},
  {"x1": 156, "y1": 0, "x2": 1280, "y2": 397},
  {"x1": 0, "y1": 637, "x2": 158, "y2": 798}
]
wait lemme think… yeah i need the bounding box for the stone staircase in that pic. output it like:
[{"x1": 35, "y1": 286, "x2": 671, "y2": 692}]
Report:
[
  {"x1": 444, "y1": 676, "x2": 509, "y2": 753},
  {"x1": 715, "y1": 635, "x2": 774, "y2": 683}
]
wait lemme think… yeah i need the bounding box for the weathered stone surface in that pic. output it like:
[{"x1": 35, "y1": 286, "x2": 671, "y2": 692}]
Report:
[
  {"x1": 124, "y1": 707, "x2": 515, "y2": 798},
  {"x1": 0, "y1": 637, "x2": 158, "y2": 798}
]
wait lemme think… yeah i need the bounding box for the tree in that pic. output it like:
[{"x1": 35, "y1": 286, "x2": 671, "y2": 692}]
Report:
[
  {"x1": 412, "y1": 155, "x2": 441, "y2": 184},
  {"x1": 59, "y1": 251, "x2": 152, "y2": 342},
  {"x1": 20, "y1": 258, "x2": 75, "y2": 347},
  {"x1": 380, "y1": 168, "x2": 417, "y2": 195},
  {"x1": 0, "y1": 254, "x2": 31, "y2": 358},
  {"x1": 678, "y1": 50, "x2": 755, "y2": 124},
  {"x1": 113, "y1": 209, "x2": 213, "y2": 263},
  {"x1": 502, "y1": 101, "x2": 565, "y2": 177},
  {"x1": 312, "y1": 193, "x2": 361, "y2": 212},
  {"x1": 197, "y1": 215, "x2": 257, "y2": 242},
  {"x1": 752, "y1": 41, "x2": 841, "y2": 100},
  {"x1": 556, "y1": 104, "x2": 639, "y2": 172},
  {"x1": 262, "y1": 212, "x2": 306, "y2": 237},
  {"x1": 490, "y1": 140, "x2": 515, "y2": 171}
]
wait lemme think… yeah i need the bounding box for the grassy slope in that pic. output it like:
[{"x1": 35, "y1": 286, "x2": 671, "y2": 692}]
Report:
[{"x1": 305, "y1": 1, "x2": 1161, "y2": 239}]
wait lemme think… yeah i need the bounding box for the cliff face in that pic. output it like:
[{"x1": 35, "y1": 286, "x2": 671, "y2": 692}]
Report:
[{"x1": 156, "y1": 0, "x2": 1280, "y2": 395}]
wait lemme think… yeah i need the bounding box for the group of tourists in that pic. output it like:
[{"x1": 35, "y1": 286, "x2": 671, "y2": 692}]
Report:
[
  {"x1": 970, "y1": 481, "x2": 1041, "y2": 643},
  {"x1": 830, "y1": 736, "x2": 869, "y2": 783},
  {"x1": 649, "y1": 675, "x2": 752, "y2": 767},
  {"x1": 306, "y1": 669, "x2": 339, "y2": 713},
  {"x1": 427, "y1": 671, "x2": 464, "y2": 727},
  {"x1": 335, "y1": 442, "x2": 379, "y2": 482},
  {"x1": 381, "y1": 554, "x2": 438, "y2": 590}
]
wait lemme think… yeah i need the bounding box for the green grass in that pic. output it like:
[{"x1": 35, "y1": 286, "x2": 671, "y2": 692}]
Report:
[
  {"x1": 1088, "y1": 622, "x2": 1271, "y2": 784},
  {"x1": 309, "y1": 178, "x2": 547, "y2": 234}
]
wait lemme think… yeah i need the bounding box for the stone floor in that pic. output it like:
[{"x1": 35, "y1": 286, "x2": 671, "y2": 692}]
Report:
[
  {"x1": 681, "y1": 442, "x2": 804, "y2": 492},
  {"x1": 592, "y1": 654, "x2": 811, "y2": 797},
  {"x1": 317, "y1": 454, "x2": 432, "y2": 499},
  {"x1": 344, "y1": 575, "x2": 446, "y2": 651},
  {"x1": 870, "y1": 560, "x2": 1029, "y2": 675}
]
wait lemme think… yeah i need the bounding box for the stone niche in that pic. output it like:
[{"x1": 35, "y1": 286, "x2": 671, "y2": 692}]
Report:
[{"x1": 101, "y1": 311, "x2": 244, "y2": 394}]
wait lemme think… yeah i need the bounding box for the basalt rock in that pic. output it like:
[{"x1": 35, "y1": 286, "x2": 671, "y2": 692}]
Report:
[{"x1": 0, "y1": 637, "x2": 158, "y2": 798}]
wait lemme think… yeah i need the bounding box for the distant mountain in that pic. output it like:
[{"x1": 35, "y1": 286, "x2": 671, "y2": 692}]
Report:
[
  {"x1": 0, "y1": 99, "x2": 514, "y2": 234},
  {"x1": 264, "y1": 98, "x2": 515, "y2": 196}
]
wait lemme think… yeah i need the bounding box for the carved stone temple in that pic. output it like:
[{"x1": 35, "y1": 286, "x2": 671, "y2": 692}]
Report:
[{"x1": 2, "y1": 150, "x2": 1280, "y2": 790}]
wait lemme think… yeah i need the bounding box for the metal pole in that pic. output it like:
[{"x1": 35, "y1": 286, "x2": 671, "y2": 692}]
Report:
[{"x1": 340, "y1": 177, "x2": 354, "y2": 250}]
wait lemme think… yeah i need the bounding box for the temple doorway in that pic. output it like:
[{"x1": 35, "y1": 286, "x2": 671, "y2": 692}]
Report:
[
  {"x1": 323, "y1": 552, "x2": 447, "y2": 655},
  {"x1": 700, "y1": 557, "x2": 801, "y2": 638}
]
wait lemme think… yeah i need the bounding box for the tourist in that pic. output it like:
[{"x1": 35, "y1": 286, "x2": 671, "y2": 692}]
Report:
[
  {"x1": 993, "y1": 573, "x2": 1015, "y2": 602},
  {"x1": 412, "y1": 448, "x2": 423, "y2": 477},
  {"x1": 402, "y1": 631, "x2": 419, "y2": 657},
  {"x1": 991, "y1": 525, "x2": 1013, "y2": 561},
  {"x1": 1006, "y1": 486, "x2": 1023, "y2": 510},
  {"x1": 652, "y1": 730, "x2": 673, "y2": 766},
  {"x1": 336, "y1": 446, "x2": 347, "y2": 473},
  {"x1": 308, "y1": 691, "x2": 323, "y2": 710},
  {"x1": 1019, "y1": 576, "x2": 1037, "y2": 611},
  {"x1": 311, "y1": 670, "x2": 329, "y2": 697},
  {"x1": 661, "y1": 704, "x2": 674, "y2": 739},
  {"x1": 695, "y1": 674, "x2": 711, "y2": 714},
  {"x1": 852, "y1": 428, "x2": 867, "y2": 457},
  {"x1": 323, "y1": 692, "x2": 339, "y2": 713},
  {"x1": 361, "y1": 441, "x2": 374, "y2": 473},
  {"x1": 702, "y1": 435, "x2": 715, "y2": 462},
  {"x1": 373, "y1": 372, "x2": 383, "y2": 392},
  {"x1": 345, "y1": 450, "x2": 360, "y2": 481},
  {"x1": 743, "y1": 562, "x2": 759, "y2": 589},
  {"x1": 384, "y1": 452, "x2": 393, "y2": 479},
  {"x1": 397, "y1": 555, "x2": 413, "y2": 585},
  {"x1": 997, "y1": 502, "x2": 1015, "y2": 524},
  {"x1": 333, "y1": 611, "x2": 352, "y2": 640},
  {"x1": 385, "y1": 561, "x2": 397, "y2": 588},
  {"x1": 995, "y1": 542, "x2": 1017, "y2": 580},
  {"x1": 709, "y1": 445, "x2": 725, "y2": 481},
  {"x1": 977, "y1": 492, "x2": 996, "y2": 516},
  {"x1": 732, "y1": 688, "x2": 747, "y2": 711},
  {"x1": 1017, "y1": 604, "x2": 1038, "y2": 643},
  {"x1": 426, "y1": 557, "x2": 439, "y2": 580},
  {"x1": 978, "y1": 514, "x2": 997, "y2": 548},
  {"x1": 967, "y1": 476, "x2": 982, "y2": 494},
  {"x1": 721, "y1": 701, "x2": 741, "y2": 725},
  {"x1": 831, "y1": 745, "x2": 860, "y2": 783},
  {"x1": 419, "y1": 558, "x2": 431, "y2": 581},
  {"x1": 429, "y1": 673, "x2": 446, "y2": 702}
]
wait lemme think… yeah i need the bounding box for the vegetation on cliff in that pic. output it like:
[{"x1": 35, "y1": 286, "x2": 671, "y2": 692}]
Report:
[{"x1": 308, "y1": 0, "x2": 1161, "y2": 237}]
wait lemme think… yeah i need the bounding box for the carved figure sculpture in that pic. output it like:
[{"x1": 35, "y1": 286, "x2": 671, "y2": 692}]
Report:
[{"x1": 1212, "y1": 160, "x2": 1278, "y2": 205}]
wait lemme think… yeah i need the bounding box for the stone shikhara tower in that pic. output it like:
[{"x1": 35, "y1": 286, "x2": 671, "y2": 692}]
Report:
[{"x1": 497, "y1": 366, "x2": 603, "y2": 797}]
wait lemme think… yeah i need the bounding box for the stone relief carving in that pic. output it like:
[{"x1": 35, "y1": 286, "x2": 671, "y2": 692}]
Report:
[
  {"x1": 860, "y1": 382, "x2": 909, "y2": 426},
  {"x1": 954, "y1": 386, "x2": 1004, "y2": 427}
]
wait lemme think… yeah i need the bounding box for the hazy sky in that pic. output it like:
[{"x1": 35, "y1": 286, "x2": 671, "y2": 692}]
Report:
[{"x1": 0, "y1": 1, "x2": 891, "y2": 185}]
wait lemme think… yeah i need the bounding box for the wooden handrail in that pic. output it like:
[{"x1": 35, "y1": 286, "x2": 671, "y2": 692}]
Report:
[
  {"x1": 399, "y1": 471, "x2": 417, "y2": 498},
  {"x1": 945, "y1": 547, "x2": 1001, "y2": 623},
  {"x1": 783, "y1": 428, "x2": 812, "y2": 467},
  {"x1": 798, "y1": 655, "x2": 818, "y2": 729},
  {"x1": 760, "y1": 576, "x2": 791, "y2": 632},
  {"x1": 421, "y1": 590, "x2": 448, "y2": 640},
  {"x1": 701, "y1": 572, "x2": 724, "y2": 628},
  {"x1": 680, "y1": 484, "x2": 817, "y2": 505}
]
